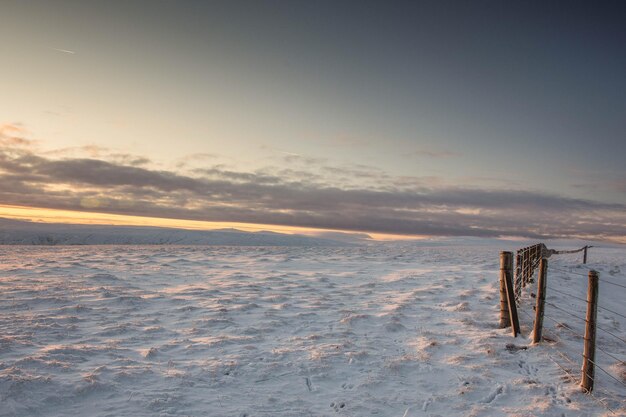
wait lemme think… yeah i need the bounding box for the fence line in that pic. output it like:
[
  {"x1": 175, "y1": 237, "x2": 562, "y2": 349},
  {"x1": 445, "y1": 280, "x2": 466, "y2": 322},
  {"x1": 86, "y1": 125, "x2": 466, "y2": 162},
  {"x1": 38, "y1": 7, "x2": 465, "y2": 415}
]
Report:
[
  {"x1": 586, "y1": 357, "x2": 626, "y2": 388},
  {"x1": 548, "y1": 266, "x2": 626, "y2": 289},
  {"x1": 542, "y1": 313, "x2": 585, "y2": 340},
  {"x1": 548, "y1": 351, "x2": 619, "y2": 415},
  {"x1": 539, "y1": 311, "x2": 624, "y2": 415},
  {"x1": 546, "y1": 286, "x2": 589, "y2": 304},
  {"x1": 598, "y1": 279, "x2": 626, "y2": 290},
  {"x1": 544, "y1": 269, "x2": 625, "y2": 388},
  {"x1": 545, "y1": 287, "x2": 626, "y2": 321},
  {"x1": 498, "y1": 242, "x2": 625, "y2": 402},
  {"x1": 595, "y1": 325, "x2": 626, "y2": 345}
]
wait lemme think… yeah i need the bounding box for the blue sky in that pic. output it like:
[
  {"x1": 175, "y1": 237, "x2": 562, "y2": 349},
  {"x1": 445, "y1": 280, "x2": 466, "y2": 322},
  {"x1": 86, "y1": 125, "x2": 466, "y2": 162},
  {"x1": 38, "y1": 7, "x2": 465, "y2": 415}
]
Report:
[{"x1": 1, "y1": 1, "x2": 625, "y2": 241}]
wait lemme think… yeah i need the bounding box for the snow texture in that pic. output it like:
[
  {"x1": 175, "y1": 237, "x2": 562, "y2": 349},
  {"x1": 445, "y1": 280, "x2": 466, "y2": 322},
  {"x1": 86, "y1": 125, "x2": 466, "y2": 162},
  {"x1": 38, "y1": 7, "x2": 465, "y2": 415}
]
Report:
[
  {"x1": 0, "y1": 244, "x2": 624, "y2": 416},
  {"x1": 0, "y1": 218, "x2": 348, "y2": 246}
]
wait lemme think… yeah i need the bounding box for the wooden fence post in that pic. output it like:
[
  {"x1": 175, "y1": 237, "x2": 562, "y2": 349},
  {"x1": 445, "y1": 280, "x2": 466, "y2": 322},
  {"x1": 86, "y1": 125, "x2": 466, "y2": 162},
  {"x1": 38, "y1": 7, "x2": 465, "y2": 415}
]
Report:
[
  {"x1": 501, "y1": 251, "x2": 520, "y2": 336},
  {"x1": 581, "y1": 270, "x2": 599, "y2": 393},
  {"x1": 527, "y1": 247, "x2": 532, "y2": 283},
  {"x1": 522, "y1": 248, "x2": 528, "y2": 288},
  {"x1": 515, "y1": 252, "x2": 521, "y2": 294},
  {"x1": 528, "y1": 245, "x2": 537, "y2": 284},
  {"x1": 583, "y1": 246, "x2": 588, "y2": 264},
  {"x1": 527, "y1": 248, "x2": 532, "y2": 286},
  {"x1": 499, "y1": 252, "x2": 511, "y2": 328},
  {"x1": 532, "y1": 257, "x2": 548, "y2": 344}
]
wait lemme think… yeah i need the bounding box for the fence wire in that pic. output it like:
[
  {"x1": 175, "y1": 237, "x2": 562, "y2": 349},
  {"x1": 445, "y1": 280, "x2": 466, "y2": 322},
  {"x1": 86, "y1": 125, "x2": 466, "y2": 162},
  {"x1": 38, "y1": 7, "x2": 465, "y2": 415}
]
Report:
[
  {"x1": 549, "y1": 266, "x2": 626, "y2": 290},
  {"x1": 508, "y1": 242, "x2": 625, "y2": 412},
  {"x1": 547, "y1": 353, "x2": 620, "y2": 415},
  {"x1": 540, "y1": 315, "x2": 625, "y2": 414}
]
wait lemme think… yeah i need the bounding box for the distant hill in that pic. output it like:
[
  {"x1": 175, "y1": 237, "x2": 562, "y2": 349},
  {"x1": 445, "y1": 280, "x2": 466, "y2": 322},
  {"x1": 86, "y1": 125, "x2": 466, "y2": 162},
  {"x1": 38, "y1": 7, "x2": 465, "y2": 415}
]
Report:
[{"x1": 0, "y1": 218, "x2": 351, "y2": 246}]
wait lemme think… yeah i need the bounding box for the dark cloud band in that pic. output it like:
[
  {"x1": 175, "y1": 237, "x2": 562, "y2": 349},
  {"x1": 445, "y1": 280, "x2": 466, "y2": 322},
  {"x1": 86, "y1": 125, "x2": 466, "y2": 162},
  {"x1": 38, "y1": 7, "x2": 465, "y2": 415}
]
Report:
[{"x1": 0, "y1": 135, "x2": 624, "y2": 241}]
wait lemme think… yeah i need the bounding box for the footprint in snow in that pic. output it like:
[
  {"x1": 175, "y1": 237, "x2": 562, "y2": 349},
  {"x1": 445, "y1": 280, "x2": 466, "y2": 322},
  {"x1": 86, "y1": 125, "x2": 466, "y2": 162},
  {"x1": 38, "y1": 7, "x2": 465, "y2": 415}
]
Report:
[
  {"x1": 481, "y1": 385, "x2": 503, "y2": 403},
  {"x1": 518, "y1": 360, "x2": 538, "y2": 377},
  {"x1": 545, "y1": 385, "x2": 572, "y2": 405},
  {"x1": 330, "y1": 401, "x2": 346, "y2": 411}
]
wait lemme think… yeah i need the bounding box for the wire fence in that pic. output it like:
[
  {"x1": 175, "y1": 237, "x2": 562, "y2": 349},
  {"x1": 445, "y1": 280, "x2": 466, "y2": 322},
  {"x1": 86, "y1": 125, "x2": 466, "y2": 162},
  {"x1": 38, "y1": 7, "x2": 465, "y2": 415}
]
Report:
[{"x1": 503, "y1": 243, "x2": 625, "y2": 414}]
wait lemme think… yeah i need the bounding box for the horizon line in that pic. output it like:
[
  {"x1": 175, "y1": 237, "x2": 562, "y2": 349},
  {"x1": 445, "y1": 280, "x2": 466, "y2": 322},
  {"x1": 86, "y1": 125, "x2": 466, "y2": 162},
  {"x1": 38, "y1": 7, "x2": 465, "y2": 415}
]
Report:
[{"x1": 0, "y1": 204, "x2": 427, "y2": 241}]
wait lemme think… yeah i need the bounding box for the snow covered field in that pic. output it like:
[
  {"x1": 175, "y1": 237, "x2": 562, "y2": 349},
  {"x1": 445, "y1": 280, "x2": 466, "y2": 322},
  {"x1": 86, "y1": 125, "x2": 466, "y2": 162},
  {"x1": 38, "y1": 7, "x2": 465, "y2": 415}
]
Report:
[{"x1": 0, "y1": 244, "x2": 624, "y2": 416}]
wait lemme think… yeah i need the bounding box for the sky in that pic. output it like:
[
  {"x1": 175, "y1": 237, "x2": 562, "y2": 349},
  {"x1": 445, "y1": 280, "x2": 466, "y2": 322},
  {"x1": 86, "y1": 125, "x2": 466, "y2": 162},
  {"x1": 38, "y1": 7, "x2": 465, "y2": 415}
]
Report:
[{"x1": 1, "y1": 1, "x2": 625, "y2": 242}]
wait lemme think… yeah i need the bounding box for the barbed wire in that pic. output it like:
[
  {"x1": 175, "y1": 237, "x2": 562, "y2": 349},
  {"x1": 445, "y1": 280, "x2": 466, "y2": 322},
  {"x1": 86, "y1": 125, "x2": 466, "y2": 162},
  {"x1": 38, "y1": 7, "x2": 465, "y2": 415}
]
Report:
[
  {"x1": 554, "y1": 348, "x2": 578, "y2": 368},
  {"x1": 545, "y1": 300, "x2": 588, "y2": 323},
  {"x1": 543, "y1": 285, "x2": 626, "y2": 325},
  {"x1": 545, "y1": 300, "x2": 626, "y2": 345},
  {"x1": 555, "y1": 352, "x2": 597, "y2": 396},
  {"x1": 521, "y1": 302, "x2": 625, "y2": 358},
  {"x1": 518, "y1": 306, "x2": 535, "y2": 322},
  {"x1": 547, "y1": 354, "x2": 619, "y2": 415},
  {"x1": 596, "y1": 326, "x2": 626, "y2": 345},
  {"x1": 585, "y1": 357, "x2": 626, "y2": 389},
  {"x1": 548, "y1": 266, "x2": 592, "y2": 278},
  {"x1": 546, "y1": 273, "x2": 577, "y2": 283},
  {"x1": 549, "y1": 246, "x2": 589, "y2": 255},
  {"x1": 513, "y1": 243, "x2": 625, "y2": 413},
  {"x1": 595, "y1": 343, "x2": 626, "y2": 365},
  {"x1": 548, "y1": 266, "x2": 626, "y2": 289},
  {"x1": 544, "y1": 306, "x2": 626, "y2": 404},
  {"x1": 542, "y1": 314, "x2": 585, "y2": 340},
  {"x1": 598, "y1": 279, "x2": 626, "y2": 290},
  {"x1": 544, "y1": 324, "x2": 623, "y2": 415},
  {"x1": 597, "y1": 305, "x2": 626, "y2": 321},
  {"x1": 546, "y1": 285, "x2": 589, "y2": 304}
]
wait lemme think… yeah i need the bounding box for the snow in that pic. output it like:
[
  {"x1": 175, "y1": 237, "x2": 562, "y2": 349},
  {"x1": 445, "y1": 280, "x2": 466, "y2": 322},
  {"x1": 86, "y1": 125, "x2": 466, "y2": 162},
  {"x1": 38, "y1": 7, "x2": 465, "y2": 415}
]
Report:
[
  {"x1": 0, "y1": 244, "x2": 624, "y2": 416},
  {"x1": 0, "y1": 218, "x2": 349, "y2": 246}
]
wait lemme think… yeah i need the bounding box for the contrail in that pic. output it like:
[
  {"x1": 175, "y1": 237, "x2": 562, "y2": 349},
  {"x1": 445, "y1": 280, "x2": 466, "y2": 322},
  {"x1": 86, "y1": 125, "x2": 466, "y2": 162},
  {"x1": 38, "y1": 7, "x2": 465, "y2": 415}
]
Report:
[
  {"x1": 279, "y1": 151, "x2": 301, "y2": 157},
  {"x1": 52, "y1": 48, "x2": 76, "y2": 54}
]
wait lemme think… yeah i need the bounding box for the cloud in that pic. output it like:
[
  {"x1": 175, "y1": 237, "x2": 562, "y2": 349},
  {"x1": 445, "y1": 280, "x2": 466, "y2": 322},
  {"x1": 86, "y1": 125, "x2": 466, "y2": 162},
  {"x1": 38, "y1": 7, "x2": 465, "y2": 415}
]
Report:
[
  {"x1": 0, "y1": 133, "x2": 625, "y2": 242},
  {"x1": 572, "y1": 177, "x2": 626, "y2": 196},
  {"x1": 175, "y1": 152, "x2": 219, "y2": 169},
  {"x1": 0, "y1": 124, "x2": 35, "y2": 148},
  {"x1": 51, "y1": 48, "x2": 75, "y2": 54},
  {"x1": 44, "y1": 145, "x2": 150, "y2": 166},
  {"x1": 45, "y1": 145, "x2": 110, "y2": 158},
  {"x1": 260, "y1": 145, "x2": 328, "y2": 166},
  {"x1": 411, "y1": 148, "x2": 461, "y2": 158}
]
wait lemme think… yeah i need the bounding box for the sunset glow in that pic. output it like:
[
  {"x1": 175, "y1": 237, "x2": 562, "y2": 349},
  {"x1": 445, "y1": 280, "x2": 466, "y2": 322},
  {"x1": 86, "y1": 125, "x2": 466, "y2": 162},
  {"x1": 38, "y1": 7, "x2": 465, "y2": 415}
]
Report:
[
  {"x1": 1, "y1": 3, "x2": 626, "y2": 416},
  {"x1": 0, "y1": 204, "x2": 425, "y2": 241},
  {"x1": 1, "y1": 2, "x2": 624, "y2": 242}
]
